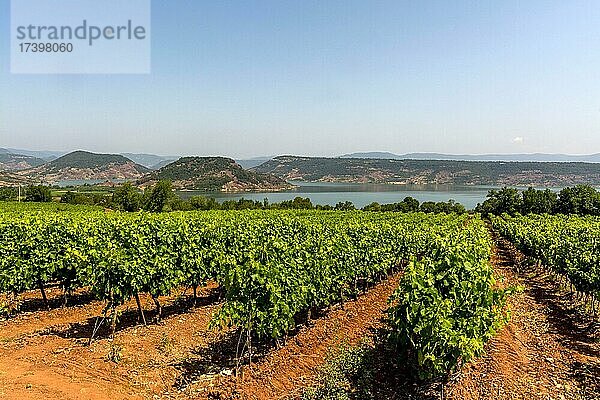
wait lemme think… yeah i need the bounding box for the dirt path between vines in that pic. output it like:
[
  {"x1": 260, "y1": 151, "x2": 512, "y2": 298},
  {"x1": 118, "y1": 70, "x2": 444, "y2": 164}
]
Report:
[
  {"x1": 0, "y1": 272, "x2": 402, "y2": 400},
  {"x1": 181, "y1": 273, "x2": 402, "y2": 400},
  {"x1": 446, "y1": 230, "x2": 600, "y2": 400},
  {"x1": 0, "y1": 284, "x2": 224, "y2": 400}
]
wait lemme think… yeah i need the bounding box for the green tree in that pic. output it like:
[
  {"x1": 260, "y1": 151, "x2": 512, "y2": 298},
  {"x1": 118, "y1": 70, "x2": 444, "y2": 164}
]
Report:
[
  {"x1": 419, "y1": 200, "x2": 466, "y2": 214},
  {"x1": 315, "y1": 204, "x2": 333, "y2": 210},
  {"x1": 476, "y1": 187, "x2": 522, "y2": 216},
  {"x1": 401, "y1": 197, "x2": 420, "y2": 212},
  {"x1": 556, "y1": 185, "x2": 600, "y2": 215},
  {"x1": 25, "y1": 185, "x2": 52, "y2": 202},
  {"x1": 444, "y1": 200, "x2": 466, "y2": 214},
  {"x1": 0, "y1": 188, "x2": 17, "y2": 201},
  {"x1": 169, "y1": 197, "x2": 193, "y2": 211},
  {"x1": 362, "y1": 202, "x2": 381, "y2": 212},
  {"x1": 291, "y1": 197, "x2": 314, "y2": 209},
  {"x1": 419, "y1": 201, "x2": 436, "y2": 213},
  {"x1": 112, "y1": 183, "x2": 142, "y2": 212},
  {"x1": 380, "y1": 197, "x2": 420, "y2": 212},
  {"x1": 235, "y1": 198, "x2": 263, "y2": 210},
  {"x1": 60, "y1": 191, "x2": 93, "y2": 205},
  {"x1": 334, "y1": 201, "x2": 355, "y2": 211},
  {"x1": 521, "y1": 188, "x2": 557, "y2": 214},
  {"x1": 188, "y1": 195, "x2": 219, "y2": 210},
  {"x1": 142, "y1": 181, "x2": 176, "y2": 212},
  {"x1": 274, "y1": 197, "x2": 314, "y2": 210},
  {"x1": 91, "y1": 193, "x2": 112, "y2": 208}
]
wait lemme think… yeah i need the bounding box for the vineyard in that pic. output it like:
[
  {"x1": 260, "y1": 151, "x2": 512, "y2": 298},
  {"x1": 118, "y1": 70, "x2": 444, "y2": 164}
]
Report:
[
  {"x1": 4, "y1": 203, "x2": 600, "y2": 399},
  {"x1": 0, "y1": 202, "x2": 509, "y2": 384},
  {"x1": 491, "y1": 214, "x2": 600, "y2": 309}
]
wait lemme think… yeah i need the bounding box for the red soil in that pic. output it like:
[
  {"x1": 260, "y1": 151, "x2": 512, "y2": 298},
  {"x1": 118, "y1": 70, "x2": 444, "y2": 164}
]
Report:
[
  {"x1": 446, "y1": 233, "x2": 600, "y2": 400},
  {"x1": 0, "y1": 274, "x2": 401, "y2": 400}
]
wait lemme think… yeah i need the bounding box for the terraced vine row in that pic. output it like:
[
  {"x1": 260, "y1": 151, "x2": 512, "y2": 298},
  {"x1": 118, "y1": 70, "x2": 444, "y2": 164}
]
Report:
[{"x1": 0, "y1": 203, "x2": 508, "y2": 377}]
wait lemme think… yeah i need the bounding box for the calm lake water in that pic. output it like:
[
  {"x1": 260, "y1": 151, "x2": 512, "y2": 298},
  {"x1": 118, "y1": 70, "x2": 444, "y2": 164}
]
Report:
[{"x1": 179, "y1": 182, "x2": 496, "y2": 210}]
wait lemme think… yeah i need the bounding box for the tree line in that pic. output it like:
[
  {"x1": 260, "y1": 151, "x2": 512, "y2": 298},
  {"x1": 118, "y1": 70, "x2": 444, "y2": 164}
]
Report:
[
  {"x1": 476, "y1": 185, "x2": 600, "y2": 216},
  {"x1": 4, "y1": 182, "x2": 598, "y2": 216},
  {"x1": 0, "y1": 181, "x2": 466, "y2": 214},
  {"x1": 110, "y1": 181, "x2": 467, "y2": 214}
]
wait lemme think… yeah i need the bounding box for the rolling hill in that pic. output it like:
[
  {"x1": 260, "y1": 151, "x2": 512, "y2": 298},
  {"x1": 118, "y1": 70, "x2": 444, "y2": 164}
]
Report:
[
  {"x1": 141, "y1": 156, "x2": 293, "y2": 191},
  {"x1": 14, "y1": 151, "x2": 150, "y2": 183},
  {"x1": 0, "y1": 151, "x2": 45, "y2": 171},
  {"x1": 253, "y1": 155, "x2": 600, "y2": 187},
  {"x1": 1, "y1": 148, "x2": 65, "y2": 161}
]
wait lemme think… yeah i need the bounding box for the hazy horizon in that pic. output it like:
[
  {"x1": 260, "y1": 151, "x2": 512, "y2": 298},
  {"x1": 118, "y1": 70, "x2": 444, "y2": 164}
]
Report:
[
  {"x1": 3, "y1": 1, "x2": 600, "y2": 158},
  {"x1": 5, "y1": 147, "x2": 600, "y2": 161}
]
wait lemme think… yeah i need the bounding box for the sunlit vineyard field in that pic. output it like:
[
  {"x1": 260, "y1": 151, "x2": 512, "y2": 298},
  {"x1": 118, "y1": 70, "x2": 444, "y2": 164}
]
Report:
[{"x1": 0, "y1": 202, "x2": 507, "y2": 380}]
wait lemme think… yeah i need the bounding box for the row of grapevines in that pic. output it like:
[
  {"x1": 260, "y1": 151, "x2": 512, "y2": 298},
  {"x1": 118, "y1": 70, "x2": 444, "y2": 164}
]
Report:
[
  {"x1": 0, "y1": 207, "x2": 475, "y2": 335},
  {"x1": 0, "y1": 210, "x2": 244, "y2": 313},
  {"x1": 491, "y1": 213, "x2": 600, "y2": 297},
  {"x1": 211, "y1": 212, "x2": 470, "y2": 339},
  {"x1": 387, "y1": 217, "x2": 510, "y2": 378}
]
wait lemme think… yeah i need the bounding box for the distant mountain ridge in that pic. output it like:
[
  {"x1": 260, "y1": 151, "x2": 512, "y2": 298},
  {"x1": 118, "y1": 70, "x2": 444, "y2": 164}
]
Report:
[
  {"x1": 236, "y1": 157, "x2": 274, "y2": 169},
  {"x1": 140, "y1": 156, "x2": 293, "y2": 191},
  {"x1": 121, "y1": 153, "x2": 179, "y2": 169},
  {"x1": 253, "y1": 155, "x2": 600, "y2": 187},
  {"x1": 4, "y1": 147, "x2": 600, "y2": 189},
  {"x1": 340, "y1": 151, "x2": 600, "y2": 163},
  {"x1": 4, "y1": 147, "x2": 600, "y2": 165}
]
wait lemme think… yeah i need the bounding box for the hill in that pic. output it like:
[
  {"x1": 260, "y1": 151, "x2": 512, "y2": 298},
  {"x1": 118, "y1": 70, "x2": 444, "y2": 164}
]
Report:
[
  {"x1": 0, "y1": 152, "x2": 45, "y2": 171},
  {"x1": 142, "y1": 156, "x2": 293, "y2": 191},
  {"x1": 253, "y1": 155, "x2": 600, "y2": 186},
  {"x1": 1, "y1": 148, "x2": 65, "y2": 161},
  {"x1": 0, "y1": 171, "x2": 30, "y2": 187},
  {"x1": 14, "y1": 151, "x2": 150, "y2": 183}
]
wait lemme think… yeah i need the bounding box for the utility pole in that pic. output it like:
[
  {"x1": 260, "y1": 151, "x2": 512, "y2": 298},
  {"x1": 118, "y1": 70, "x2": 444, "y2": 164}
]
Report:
[{"x1": 18, "y1": 185, "x2": 21, "y2": 202}]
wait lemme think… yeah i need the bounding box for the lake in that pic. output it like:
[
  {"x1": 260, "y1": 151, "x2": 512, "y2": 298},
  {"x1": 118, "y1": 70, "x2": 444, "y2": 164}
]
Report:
[{"x1": 178, "y1": 182, "x2": 496, "y2": 210}]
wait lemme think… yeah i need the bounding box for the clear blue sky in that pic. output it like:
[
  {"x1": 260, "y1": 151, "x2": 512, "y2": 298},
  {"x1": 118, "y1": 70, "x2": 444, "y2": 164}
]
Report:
[{"x1": 2, "y1": 0, "x2": 600, "y2": 158}]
